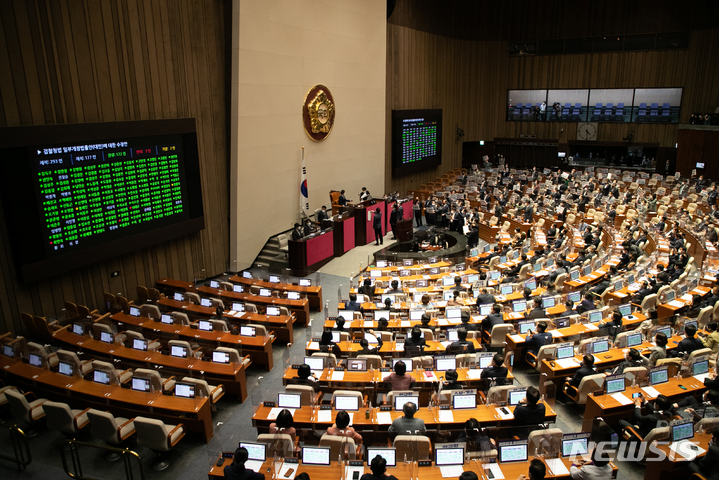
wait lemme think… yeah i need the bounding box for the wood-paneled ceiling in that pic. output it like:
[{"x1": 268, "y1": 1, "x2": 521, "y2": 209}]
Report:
[{"x1": 388, "y1": 0, "x2": 719, "y2": 41}]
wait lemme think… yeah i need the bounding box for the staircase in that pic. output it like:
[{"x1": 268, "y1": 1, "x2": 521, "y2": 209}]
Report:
[{"x1": 253, "y1": 232, "x2": 290, "y2": 272}]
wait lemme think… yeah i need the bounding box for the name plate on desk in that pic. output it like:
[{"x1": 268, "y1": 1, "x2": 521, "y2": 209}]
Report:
[{"x1": 263, "y1": 401, "x2": 276, "y2": 407}]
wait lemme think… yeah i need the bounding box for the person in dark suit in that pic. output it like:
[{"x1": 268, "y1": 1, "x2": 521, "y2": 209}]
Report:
[
  {"x1": 448, "y1": 327, "x2": 475, "y2": 354},
  {"x1": 459, "y1": 311, "x2": 477, "y2": 332},
  {"x1": 389, "y1": 204, "x2": 400, "y2": 240},
  {"x1": 361, "y1": 455, "x2": 399, "y2": 480},
  {"x1": 291, "y1": 223, "x2": 303, "y2": 241},
  {"x1": 337, "y1": 189, "x2": 348, "y2": 206},
  {"x1": 482, "y1": 304, "x2": 504, "y2": 335},
  {"x1": 599, "y1": 310, "x2": 624, "y2": 340},
  {"x1": 224, "y1": 447, "x2": 265, "y2": 480},
  {"x1": 631, "y1": 281, "x2": 651, "y2": 305},
  {"x1": 619, "y1": 394, "x2": 675, "y2": 438},
  {"x1": 475, "y1": 288, "x2": 495, "y2": 305},
  {"x1": 566, "y1": 355, "x2": 597, "y2": 388},
  {"x1": 404, "y1": 326, "x2": 426, "y2": 356},
  {"x1": 525, "y1": 321, "x2": 553, "y2": 355},
  {"x1": 576, "y1": 292, "x2": 595, "y2": 314},
  {"x1": 480, "y1": 353, "x2": 508, "y2": 386},
  {"x1": 689, "y1": 430, "x2": 719, "y2": 480},
  {"x1": 672, "y1": 324, "x2": 704, "y2": 357},
  {"x1": 345, "y1": 293, "x2": 362, "y2": 311},
  {"x1": 373, "y1": 207, "x2": 383, "y2": 245},
  {"x1": 358, "y1": 337, "x2": 383, "y2": 355},
  {"x1": 513, "y1": 386, "x2": 546, "y2": 426},
  {"x1": 522, "y1": 202, "x2": 534, "y2": 223},
  {"x1": 527, "y1": 298, "x2": 546, "y2": 319}
]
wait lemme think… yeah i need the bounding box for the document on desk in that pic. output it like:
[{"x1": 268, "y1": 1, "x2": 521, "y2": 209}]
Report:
[
  {"x1": 681, "y1": 294, "x2": 694, "y2": 302},
  {"x1": 316, "y1": 409, "x2": 332, "y2": 423},
  {"x1": 381, "y1": 371, "x2": 391, "y2": 380},
  {"x1": 584, "y1": 323, "x2": 599, "y2": 331},
  {"x1": 377, "y1": 412, "x2": 393, "y2": 424},
  {"x1": 694, "y1": 373, "x2": 709, "y2": 383},
  {"x1": 440, "y1": 465, "x2": 464, "y2": 478},
  {"x1": 424, "y1": 371, "x2": 439, "y2": 382},
  {"x1": 496, "y1": 407, "x2": 514, "y2": 420},
  {"x1": 544, "y1": 458, "x2": 569, "y2": 476},
  {"x1": 331, "y1": 370, "x2": 345, "y2": 381},
  {"x1": 423, "y1": 275, "x2": 432, "y2": 280},
  {"x1": 400, "y1": 320, "x2": 411, "y2": 327},
  {"x1": 345, "y1": 466, "x2": 365, "y2": 479},
  {"x1": 408, "y1": 288, "x2": 417, "y2": 293},
  {"x1": 440, "y1": 341, "x2": 452, "y2": 349},
  {"x1": 669, "y1": 441, "x2": 706, "y2": 460},
  {"x1": 437, "y1": 319, "x2": 449, "y2": 326},
  {"x1": 438, "y1": 410, "x2": 454, "y2": 422},
  {"x1": 484, "y1": 464, "x2": 505, "y2": 480},
  {"x1": 267, "y1": 407, "x2": 296, "y2": 420},
  {"x1": 641, "y1": 386, "x2": 661, "y2": 398},
  {"x1": 556, "y1": 358, "x2": 580, "y2": 369},
  {"x1": 448, "y1": 318, "x2": 462, "y2": 325},
  {"x1": 509, "y1": 334, "x2": 525, "y2": 343},
  {"x1": 363, "y1": 321, "x2": 374, "y2": 328},
  {"x1": 614, "y1": 292, "x2": 627, "y2": 298},
  {"x1": 466, "y1": 369, "x2": 483, "y2": 379},
  {"x1": 610, "y1": 393, "x2": 633, "y2": 405},
  {"x1": 550, "y1": 330, "x2": 563, "y2": 338},
  {"x1": 308, "y1": 342, "x2": 319, "y2": 350}
]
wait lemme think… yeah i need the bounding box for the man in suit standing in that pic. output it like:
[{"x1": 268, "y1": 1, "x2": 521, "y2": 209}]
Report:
[
  {"x1": 389, "y1": 204, "x2": 400, "y2": 240},
  {"x1": 317, "y1": 205, "x2": 329, "y2": 224},
  {"x1": 291, "y1": 223, "x2": 303, "y2": 241},
  {"x1": 522, "y1": 201, "x2": 534, "y2": 223},
  {"x1": 338, "y1": 190, "x2": 348, "y2": 206},
  {"x1": 373, "y1": 207, "x2": 383, "y2": 245}
]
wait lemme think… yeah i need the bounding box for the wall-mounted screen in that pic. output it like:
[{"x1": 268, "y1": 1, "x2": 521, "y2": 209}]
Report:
[
  {"x1": 392, "y1": 109, "x2": 442, "y2": 176},
  {"x1": 0, "y1": 119, "x2": 205, "y2": 283}
]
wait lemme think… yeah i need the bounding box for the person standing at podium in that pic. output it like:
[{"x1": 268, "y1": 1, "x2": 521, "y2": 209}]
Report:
[
  {"x1": 360, "y1": 187, "x2": 371, "y2": 202},
  {"x1": 373, "y1": 207, "x2": 383, "y2": 245},
  {"x1": 413, "y1": 197, "x2": 422, "y2": 227}
]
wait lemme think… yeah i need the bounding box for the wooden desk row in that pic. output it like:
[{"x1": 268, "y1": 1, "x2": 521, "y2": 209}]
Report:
[
  {"x1": 305, "y1": 339, "x2": 482, "y2": 357},
  {"x1": 156, "y1": 297, "x2": 295, "y2": 344},
  {"x1": 196, "y1": 286, "x2": 310, "y2": 327},
  {"x1": 0, "y1": 356, "x2": 215, "y2": 441},
  {"x1": 51, "y1": 328, "x2": 250, "y2": 402},
  {"x1": 110, "y1": 312, "x2": 275, "y2": 371},
  {"x1": 209, "y1": 456, "x2": 616, "y2": 480}
]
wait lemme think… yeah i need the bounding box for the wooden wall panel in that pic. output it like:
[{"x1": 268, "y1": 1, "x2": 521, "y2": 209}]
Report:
[
  {"x1": 0, "y1": 0, "x2": 229, "y2": 336},
  {"x1": 386, "y1": 26, "x2": 719, "y2": 194}
]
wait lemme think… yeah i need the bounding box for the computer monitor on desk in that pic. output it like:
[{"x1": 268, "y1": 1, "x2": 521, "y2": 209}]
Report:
[
  {"x1": 278, "y1": 393, "x2": 302, "y2": 409},
  {"x1": 626, "y1": 332, "x2": 643, "y2": 348},
  {"x1": 587, "y1": 310, "x2": 603, "y2": 323},
  {"x1": 671, "y1": 420, "x2": 695, "y2": 443},
  {"x1": 693, "y1": 359, "x2": 709, "y2": 376},
  {"x1": 478, "y1": 353, "x2": 493, "y2": 369},
  {"x1": 567, "y1": 291, "x2": 581, "y2": 303},
  {"x1": 435, "y1": 355, "x2": 457, "y2": 371},
  {"x1": 302, "y1": 447, "x2": 331, "y2": 466},
  {"x1": 508, "y1": 388, "x2": 527, "y2": 406},
  {"x1": 374, "y1": 310, "x2": 389, "y2": 321},
  {"x1": 435, "y1": 447, "x2": 464, "y2": 468},
  {"x1": 618, "y1": 304, "x2": 632, "y2": 317},
  {"x1": 337, "y1": 310, "x2": 354, "y2": 322},
  {"x1": 605, "y1": 374, "x2": 626, "y2": 394},
  {"x1": 498, "y1": 441, "x2": 528, "y2": 463},
  {"x1": 664, "y1": 290, "x2": 676, "y2": 304},
  {"x1": 561, "y1": 433, "x2": 590, "y2": 457},
  {"x1": 591, "y1": 339, "x2": 609, "y2": 354},
  {"x1": 650, "y1": 366, "x2": 669, "y2": 386},
  {"x1": 517, "y1": 322, "x2": 533, "y2": 334},
  {"x1": 334, "y1": 395, "x2": 360, "y2": 411},
  {"x1": 556, "y1": 343, "x2": 575, "y2": 360},
  {"x1": 446, "y1": 307, "x2": 462, "y2": 320},
  {"x1": 524, "y1": 278, "x2": 536, "y2": 291},
  {"x1": 304, "y1": 356, "x2": 325, "y2": 371},
  {"x1": 299, "y1": 279, "x2": 311, "y2": 287},
  {"x1": 394, "y1": 395, "x2": 419, "y2": 411},
  {"x1": 479, "y1": 304, "x2": 492, "y2": 316},
  {"x1": 366, "y1": 448, "x2": 396, "y2": 467},
  {"x1": 542, "y1": 296, "x2": 556, "y2": 309},
  {"x1": 452, "y1": 393, "x2": 476, "y2": 410},
  {"x1": 512, "y1": 300, "x2": 526, "y2": 313},
  {"x1": 200, "y1": 298, "x2": 211, "y2": 307},
  {"x1": 392, "y1": 358, "x2": 413, "y2": 372}
]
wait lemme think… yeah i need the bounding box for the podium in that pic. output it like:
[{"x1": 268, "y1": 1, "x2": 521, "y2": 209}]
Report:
[{"x1": 395, "y1": 219, "x2": 413, "y2": 242}]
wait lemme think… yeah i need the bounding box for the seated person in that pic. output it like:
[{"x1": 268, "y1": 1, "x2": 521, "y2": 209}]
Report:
[
  {"x1": 418, "y1": 294, "x2": 432, "y2": 309},
  {"x1": 569, "y1": 448, "x2": 612, "y2": 480},
  {"x1": 599, "y1": 310, "x2": 624, "y2": 340},
  {"x1": 619, "y1": 394, "x2": 675, "y2": 438},
  {"x1": 525, "y1": 321, "x2": 552, "y2": 355},
  {"x1": 527, "y1": 298, "x2": 546, "y2": 319},
  {"x1": 480, "y1": 353, "x2": 508, "y2": 386},
  {"x1": 388, "y1": 402, "x2": 426, "y2": 438},
  {"x1": 631, "y1": 281, "x2": 651, "y2": 305},
  {"x1": 448, "y1": 327, "x2": 476, "y2": 353},
  {"x1": 674, "y1": 389, "x2": 719, "y2": 422},
  {"x1": 446, "y1": 290, "x2": 463, "y2": 307},
  {"x1": 566, "y1": 355, "x2": 597, "y2": 388},
  {"x1": 358, "y1": 337, "x2": 383, "y2": 355},
  {"x1": 326, "y1": 410, "x2": 363, "y2": 442},
  {"x1": 576, "y1": 292, "x2": 595, "y2": 314},
  {"x1": 333, "y1": 317, "x2": 346, "y2": 332},
  {"x1": 358, "y1": 278, "x2": 374, "y2": 297},
  {"x1": 361, "y1": 455, "x2": 399, "y2": 480},
  {"x1": 702, "y1": 322, "x2": 719, "y2": 354},
  {"x1": 292, "y1": 363, "x2": 319, "y2": 386},
  {"x1": 441, "y1": 369, "x2": 464, "y2": 390},
  {"x1": 385, "y1": 360, "x2": 414, "y2": 391},
  {"x1": 517, "y1": 458, "x2": 547, "y2": 480},
  {"x1": 460, "y1": 310, "x2": 477, "y2": 331},
  {"x1": 482, "y1": 304, "x2": 504, "y2": 334},
  {"x1": 646, "y1": 331, "x2": 668, "y2": 367},
  {"x1": 269, "y1": 409, "x2": 300, "y2": 452},
  {"x1": 688, "y1": 430, "x2": 719, "y2": 480},
  {"x1": 318, "y1": 329, "x2": 341, "y2": 357},
  {"x1": 420, "y1": 313, "x2": 433, "y2": 328},
  {"x1": 345, "y1": 293, "x2": 362, "y2": 311},
  {"x1": 385, "y1": 280, "x2": 403, "y2": 294},
  {"x1": 404, "y1": 326, "x2": 427, "y2": 355},
  {"x1": 475, "y1": 288, "x2": 495, "y2": 305},
  {"x1": 513, "y1": 386, "x2": 546, "y2": 425},
  {"x1": 612, "y1": 348, "x2": 648, "y2": 375},
  {"x1": 224, "y1": 446, "x2": 265, "y2": 480},
  {"x1": 672, "y1": 323, "x2": 704, "y2": 357}
]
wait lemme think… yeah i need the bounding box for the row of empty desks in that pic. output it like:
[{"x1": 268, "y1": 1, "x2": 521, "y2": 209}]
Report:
[
  {"x1": 227, "y1": 275, "x2": 322, "y2": 311},
  {"x1": 156, "y1": 298, "x2": 295, "y2": 344},
  {"x1": 52, "y1": 328, "x2": 250, "y2": 402},
  {"x1": 110, "y1": 313, "x2": 275, "y2": 371},
  {"x1": 0, "y1": 356, "x2": 215, "y2": 441},
  {"x1": 196, "y1": 286, "x2": 310, "y2": 327}
]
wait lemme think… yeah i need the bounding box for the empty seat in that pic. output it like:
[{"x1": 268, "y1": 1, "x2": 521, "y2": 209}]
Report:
[
  {"x1": 394, "y1": 435, "x2": 432, "y2": 461},
  {"x1": 6, "y1": 388, "x2": 47, "y2": 429},
  {"x1": 92, "y1": 360, "x2": 133, "y2": 385},
  {"x1": 140, "y1": 304, "x2": 161, "y2": 320},
  {"x1": 134, "y1": 417, "x2": 186, "y2": 471},
  {"x1": 26, "y1": 342, "x2": 58, "y2": 368},
  {"x1": 319, "y1": 434, "x2": 359, "y2": 460},
  {"x1": 87, "y1": 409, "x2": 136, "y2": 460},
  {"x1": 43, "y1": 401, "x2": 90, "y2": 435},
  {"x1": 179, "y1": 377, "x2": 224, "y2": 408},
  {"x1": 57, "y1": 349, "x2": 93, "y2": 376},
  {"x1": 133, "y1": 368, "x2": 176, "y2": 393}
]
